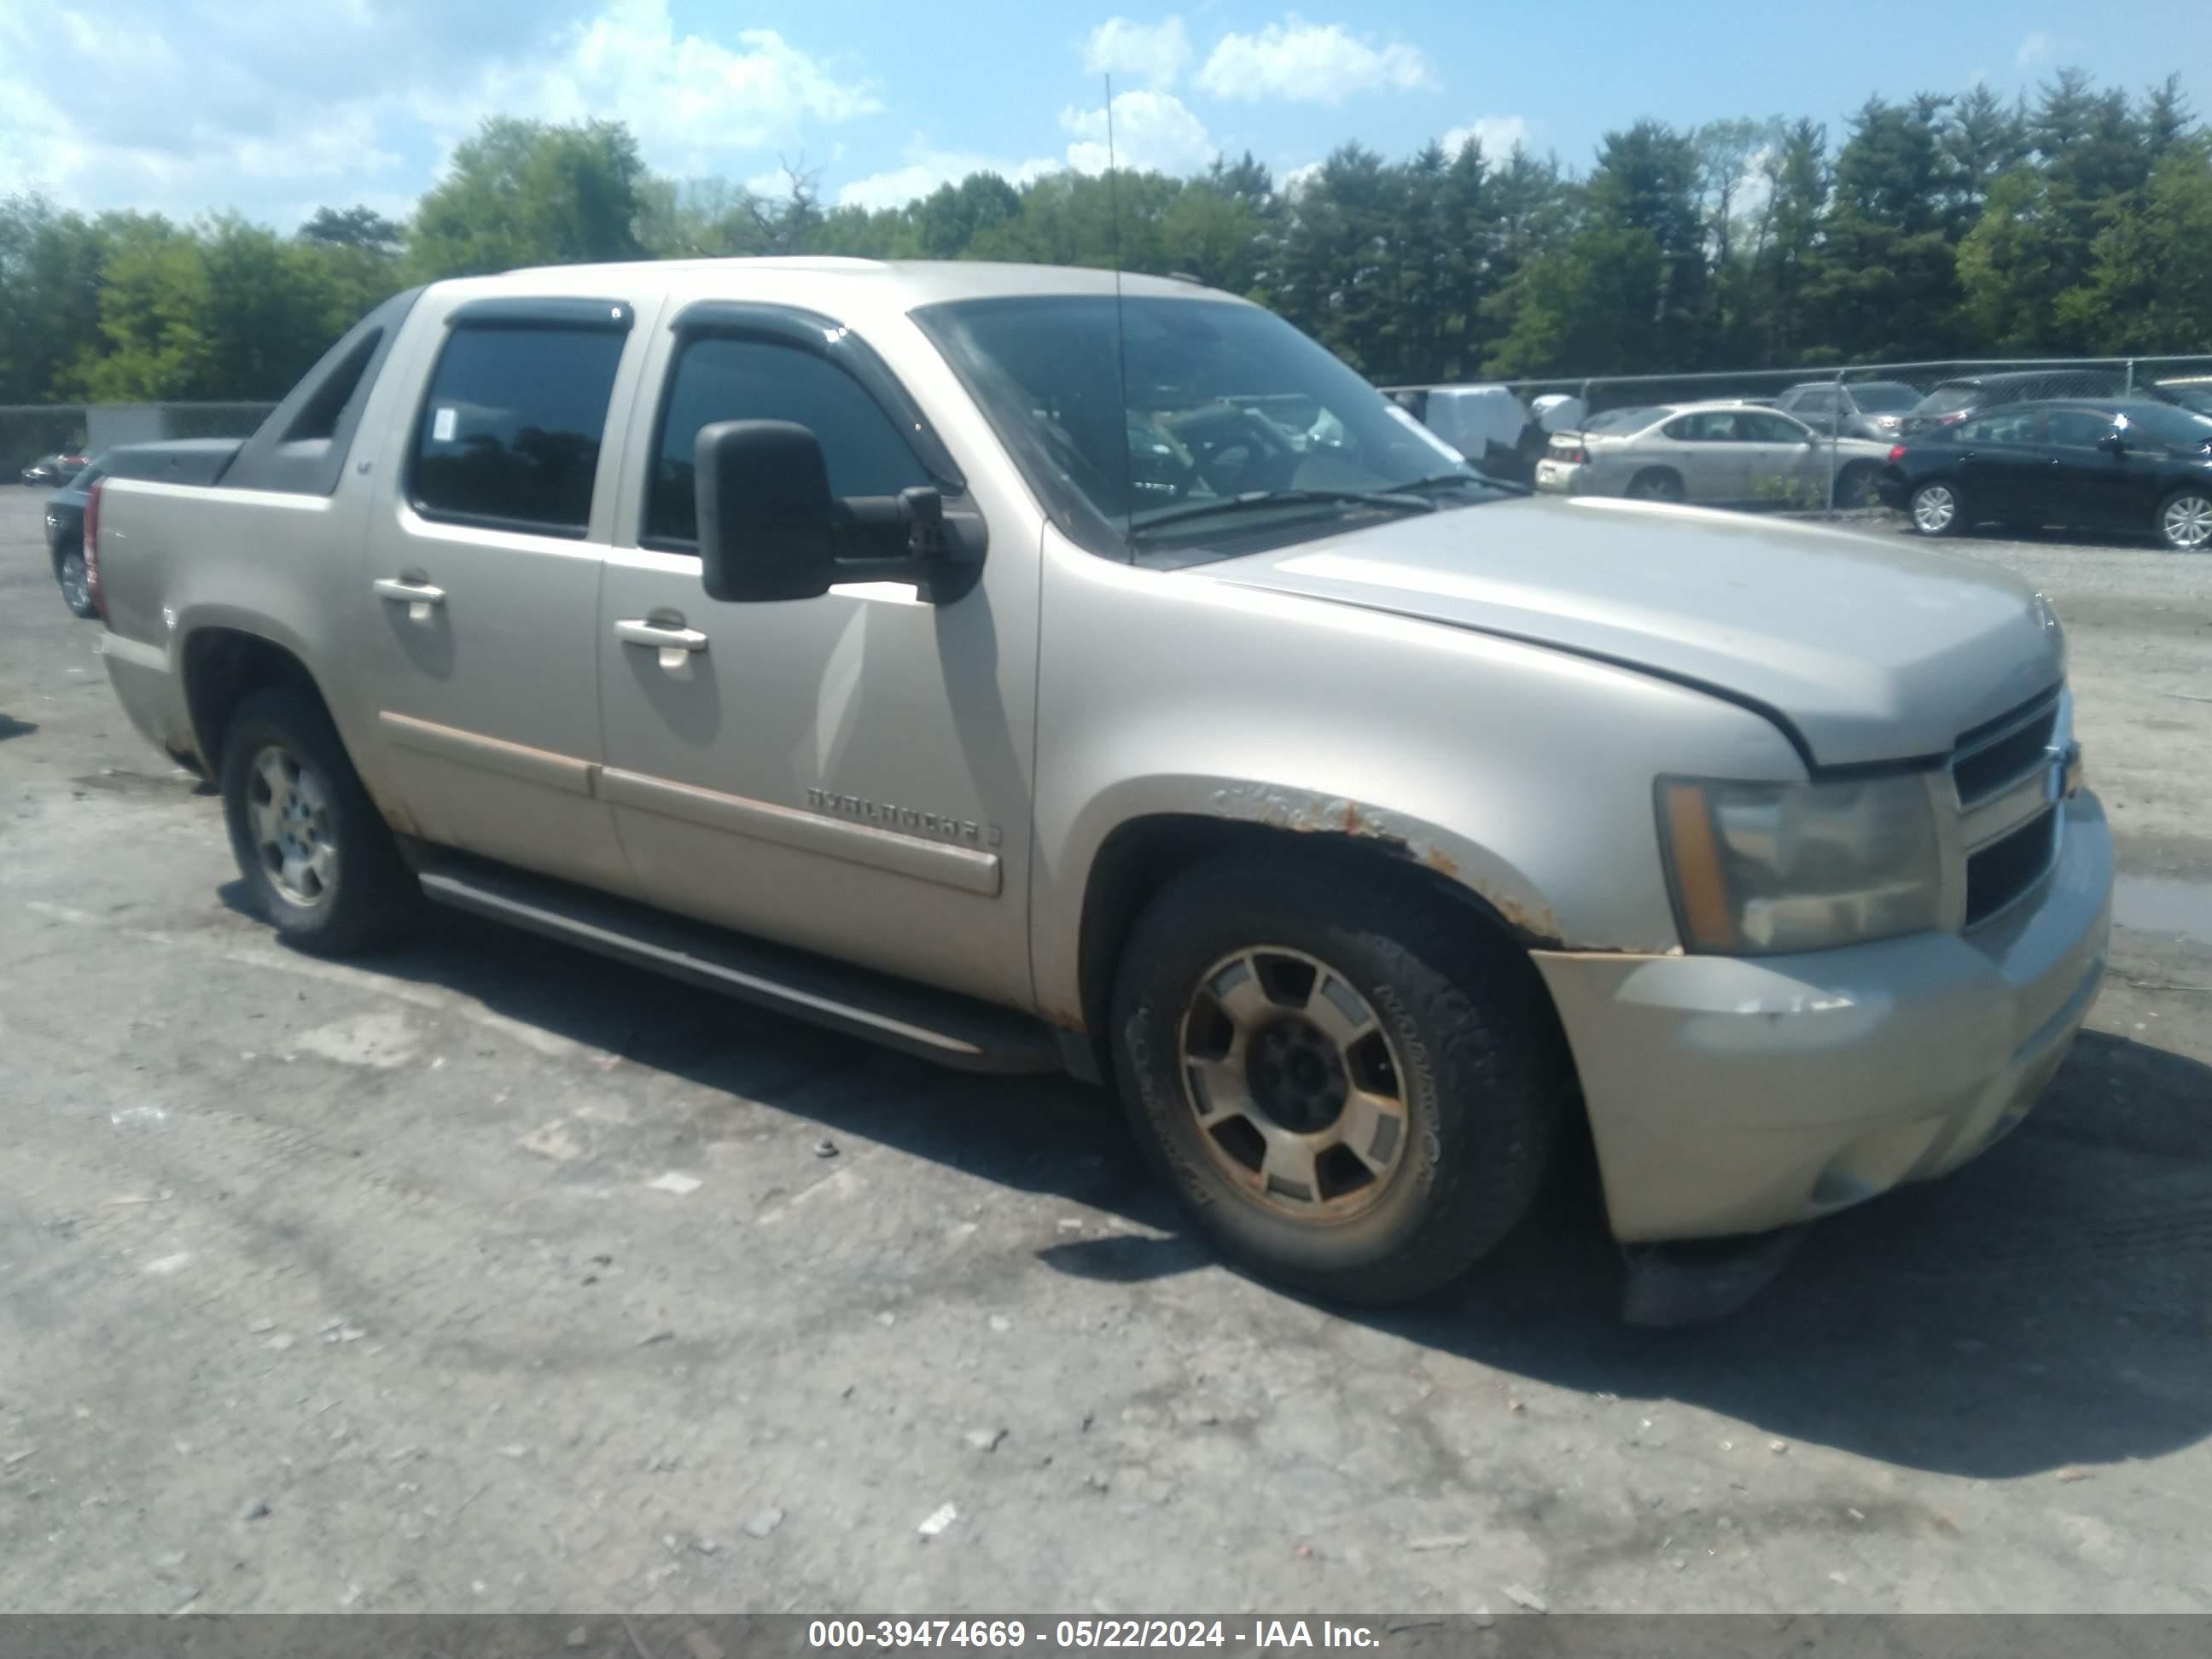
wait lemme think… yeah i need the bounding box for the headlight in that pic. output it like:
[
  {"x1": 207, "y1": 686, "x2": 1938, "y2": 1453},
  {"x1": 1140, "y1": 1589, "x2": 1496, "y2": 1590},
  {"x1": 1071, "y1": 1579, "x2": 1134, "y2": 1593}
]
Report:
[{"x1": 1656, "y1": 774, "x2": 1942, "y2": 954}]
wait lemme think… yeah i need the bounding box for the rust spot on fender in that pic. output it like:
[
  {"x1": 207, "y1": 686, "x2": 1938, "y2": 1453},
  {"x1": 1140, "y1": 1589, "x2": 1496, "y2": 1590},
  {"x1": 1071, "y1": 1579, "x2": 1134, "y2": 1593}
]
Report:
[
  {"x1": 1207, "y1": 783, "x2": 1598, "y2": 950},
  {"x1": 1487, "y1": 891, "x2": 1567, "y2": 946}
]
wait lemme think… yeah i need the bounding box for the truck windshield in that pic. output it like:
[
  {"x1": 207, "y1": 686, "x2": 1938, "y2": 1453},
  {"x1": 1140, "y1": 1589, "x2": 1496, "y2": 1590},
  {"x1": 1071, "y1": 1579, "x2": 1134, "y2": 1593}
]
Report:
[{"x1": 912, "y1": 294, "x2": 1512, "y2": 564}]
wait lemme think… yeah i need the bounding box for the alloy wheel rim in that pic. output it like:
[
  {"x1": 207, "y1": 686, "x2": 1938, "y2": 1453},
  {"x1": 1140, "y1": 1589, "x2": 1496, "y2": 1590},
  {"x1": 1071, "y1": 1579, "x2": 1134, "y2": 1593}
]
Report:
[
  {"x1": 1913, "y1": 486, "x2": 1956, "y2": 532},
  {"x1": 247, "y1": 744, "x2": 336, "y2": 907},
  {"x1": 1176, "y1": 946, "x2": 1412, "y2": 1222},
  {"x1": 2165, "y1": 496, "x2": 2212, "y2": 550}
]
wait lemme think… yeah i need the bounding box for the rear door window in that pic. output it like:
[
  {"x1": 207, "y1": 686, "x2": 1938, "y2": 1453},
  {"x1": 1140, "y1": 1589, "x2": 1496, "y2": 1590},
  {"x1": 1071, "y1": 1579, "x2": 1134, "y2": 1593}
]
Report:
[
  {"x1": 1738, "y1": 411, "x2": 1810, "y2": 443},
  {"x1": 410, "y1": 323, "x2": 627, "y2": 537},
  {"x1": 1955, "y1": 410, "x2": 2040, "y2": 445}
]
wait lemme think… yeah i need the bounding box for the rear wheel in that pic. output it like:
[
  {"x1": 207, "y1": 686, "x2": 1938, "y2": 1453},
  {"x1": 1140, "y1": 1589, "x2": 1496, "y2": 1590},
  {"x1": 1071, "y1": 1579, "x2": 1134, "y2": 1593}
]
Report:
[
  {"x1": 55, "y1": 546, "x2": 97, "y2": 618},
  {"x1": 1109, "y1": 852, "x2": 1569, "y2": 1305},
  {"x1": 219, "y1": 686, "x2": 419, "y2": 955},
  {"x1": 2157, "y1": 489, "x2": 2212, "y2": 552},
  {"x1": 1626, "y1": 469, "x2": 1684, "y2": 504},
  {"x1": 1833, "y1": 463, "x2": 1878, "y2": 509},
  {"x1": 1908, "y1": 480, "x2": 1964, "y2": 537}
]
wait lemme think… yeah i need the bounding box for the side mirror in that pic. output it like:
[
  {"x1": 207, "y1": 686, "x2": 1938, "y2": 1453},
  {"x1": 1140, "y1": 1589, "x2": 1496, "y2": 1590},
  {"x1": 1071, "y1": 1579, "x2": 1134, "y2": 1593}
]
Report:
[
  {"x1": 694, "y1": 418, "x2": 990, "y2": 606},
  {"x1": 2097, "y1": 431, "x2": 2127, "y2": 456},
  {"x1": 696, "y1": 420, "x2": 836, "y2": 602}
]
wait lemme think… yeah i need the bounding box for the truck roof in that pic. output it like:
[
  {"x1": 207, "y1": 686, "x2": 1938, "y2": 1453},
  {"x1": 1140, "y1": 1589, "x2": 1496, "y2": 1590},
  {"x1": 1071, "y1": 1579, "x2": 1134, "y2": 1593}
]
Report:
[{"x1": 489, "y1": 256, "x2": 1239, "y2": 311}]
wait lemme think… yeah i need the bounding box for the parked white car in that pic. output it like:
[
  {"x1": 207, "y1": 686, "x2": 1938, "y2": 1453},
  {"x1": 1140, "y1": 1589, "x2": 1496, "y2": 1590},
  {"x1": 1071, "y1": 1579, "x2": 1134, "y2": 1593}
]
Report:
[{"x1": 1534, "y1": 401, "x2": 1894, "y2": 508}]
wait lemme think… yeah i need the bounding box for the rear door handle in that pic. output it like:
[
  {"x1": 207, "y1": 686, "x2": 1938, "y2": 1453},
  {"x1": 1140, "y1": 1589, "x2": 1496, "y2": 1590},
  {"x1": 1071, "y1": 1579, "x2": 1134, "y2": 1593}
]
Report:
[
  {"x1": 614, "y1": 618, "x2": 709, "y2": 653},
  {"x1": 373, "y1": 577, "x2": 445, "y2": 607}
]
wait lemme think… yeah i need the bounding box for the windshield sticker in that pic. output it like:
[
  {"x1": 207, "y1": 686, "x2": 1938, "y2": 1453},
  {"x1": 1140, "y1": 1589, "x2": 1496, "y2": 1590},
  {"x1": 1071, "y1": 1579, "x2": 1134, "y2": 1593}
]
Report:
[{"x1": 432, "y1": 406, "x2": 457, "y2": 443}]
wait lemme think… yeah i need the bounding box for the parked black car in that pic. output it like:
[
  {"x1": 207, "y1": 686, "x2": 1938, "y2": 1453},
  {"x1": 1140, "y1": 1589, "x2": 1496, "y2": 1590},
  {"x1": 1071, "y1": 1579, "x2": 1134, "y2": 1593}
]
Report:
[
  {"x1": 21, "y1": 451, "x2": 90, "y2": 487},
  {"x1": 2154, "y1": 377, "x2": 2212, "y2": 416},
  {"x1": 1774, "y1": 380, "x2": 1922, "y2": 440},
  {"x1": 1877, "y1": 399, "x2": 2212, "y2": 551},
  {"x1": 1899, "y1": 370, "x2": 2129, "y2": 435},
  {"x1": 44, "y1": 454, "x2": 109, "y2": 617}
]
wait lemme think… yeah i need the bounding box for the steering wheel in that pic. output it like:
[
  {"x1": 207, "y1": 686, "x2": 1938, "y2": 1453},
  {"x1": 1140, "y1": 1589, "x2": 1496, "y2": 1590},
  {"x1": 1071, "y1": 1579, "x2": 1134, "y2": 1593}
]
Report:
[{"x1": 1169, "y1": 405, "x2": 1301, "y2": 496}]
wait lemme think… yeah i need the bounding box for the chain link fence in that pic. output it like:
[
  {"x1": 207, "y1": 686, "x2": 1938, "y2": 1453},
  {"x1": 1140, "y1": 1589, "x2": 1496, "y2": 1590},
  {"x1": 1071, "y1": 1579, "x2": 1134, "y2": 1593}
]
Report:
[
  {"x1": 1388, "y1": 355, "x2": 2212, "y2": 532},
  {"x1": 3, "y1": 402, "x2": 278, "y2": 481}
]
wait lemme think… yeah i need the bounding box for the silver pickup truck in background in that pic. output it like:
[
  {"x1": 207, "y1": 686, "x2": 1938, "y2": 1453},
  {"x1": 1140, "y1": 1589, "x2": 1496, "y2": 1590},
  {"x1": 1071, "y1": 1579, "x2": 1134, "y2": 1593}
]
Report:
[{"x1": 86, "y1": 258, "x2": 2112, "y2": 1315}]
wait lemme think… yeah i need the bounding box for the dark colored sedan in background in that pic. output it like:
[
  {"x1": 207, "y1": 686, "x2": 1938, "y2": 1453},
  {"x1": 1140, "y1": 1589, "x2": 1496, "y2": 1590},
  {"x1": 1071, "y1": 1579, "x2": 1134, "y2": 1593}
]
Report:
[
  {"x1": 20, "y1": 451, "x2": 90, "y2": 487},
  {"x1": 1879, "y1": 399, "x2": 2212, "y2": 550},
  {"x1": 43, "y1": 454, "x2": 108, "y2": 616},
  {"x1": 1899, "y1": 369, "x2": 2129, "y2": 435}
]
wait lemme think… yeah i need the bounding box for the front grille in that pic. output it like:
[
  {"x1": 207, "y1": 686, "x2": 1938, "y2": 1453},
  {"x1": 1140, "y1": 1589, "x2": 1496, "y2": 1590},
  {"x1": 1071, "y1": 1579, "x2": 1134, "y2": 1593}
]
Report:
[
  {"x1": 1965, "y1": 806, "x2": 2059, "y2": 927},
  {"x1": 1952, "y1": 690, "x2": 2060, "y2": 805},
  {"x1": 1949, "y1": 684, "x2": 2068, "y2": 928}
]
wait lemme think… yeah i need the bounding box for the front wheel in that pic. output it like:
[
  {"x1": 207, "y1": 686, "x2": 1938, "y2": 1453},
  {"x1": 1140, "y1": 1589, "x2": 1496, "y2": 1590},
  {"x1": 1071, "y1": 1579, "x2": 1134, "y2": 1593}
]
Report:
[
  {"x1": 1109, "y1": 852, "x2": 1569, "y2": 1305},
  {"x1": 219, "y1": 686, "x2": 419, "y2": 955},
  {"x1": 1908, "y1": 480, "x2": 1965, "y2": 537},
  {"x1": 1626, "y1": 469, "x2": 1685, "y2": 504},
  {"x1": 2157, "y1": 489, "x2": 2212, "y2": 552}
]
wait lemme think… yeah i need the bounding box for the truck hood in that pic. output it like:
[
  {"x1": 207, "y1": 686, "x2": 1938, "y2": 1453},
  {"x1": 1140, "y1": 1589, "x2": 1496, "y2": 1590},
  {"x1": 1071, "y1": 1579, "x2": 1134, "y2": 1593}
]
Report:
[{"x1": 1202, "y1": 495, "x2": 2064, "y2": 767}]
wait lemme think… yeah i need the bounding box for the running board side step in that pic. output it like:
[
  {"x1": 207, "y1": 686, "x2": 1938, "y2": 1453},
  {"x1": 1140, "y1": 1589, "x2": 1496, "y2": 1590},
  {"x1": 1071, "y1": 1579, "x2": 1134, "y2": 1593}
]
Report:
[{"x1": 416, "y1": 856, "x2": 1065, "y2": 1075}]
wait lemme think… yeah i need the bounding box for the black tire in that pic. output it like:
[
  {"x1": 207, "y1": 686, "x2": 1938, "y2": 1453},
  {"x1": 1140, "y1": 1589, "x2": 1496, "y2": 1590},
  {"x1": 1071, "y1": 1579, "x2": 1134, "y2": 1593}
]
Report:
[
  {"x1": 219, "y1": 685, "x2": 418, "y2": 955},
  {"x1": 1109, "y1": 851, "x2": 1570, "y2": 1305},
  {"x1": 1833, "y1": 463, "x2": 1878, "y2": 509},
  {"x1": 2156, "y1": 487, "x2": 2212, "y2": 553},
  {"x1": 1626, "y1": 468, "x2": 1684, "y2": 504},
  {"x1": 55, "y1": 544, "x2": 98, "y2": 619},
  {"x1": 1907, "y1": 479, "x2": 1965, "y2": 538}
]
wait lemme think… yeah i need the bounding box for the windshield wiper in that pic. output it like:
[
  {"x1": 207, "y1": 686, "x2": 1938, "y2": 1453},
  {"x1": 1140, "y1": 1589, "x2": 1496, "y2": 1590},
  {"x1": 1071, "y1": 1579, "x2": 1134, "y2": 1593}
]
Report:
[
  {"x1": 1388, "y1": 469, "x2": 1534, "y2": 498},
  {"x1": 1129, "y1": 486, "x2": 1436, "y2": 538}
]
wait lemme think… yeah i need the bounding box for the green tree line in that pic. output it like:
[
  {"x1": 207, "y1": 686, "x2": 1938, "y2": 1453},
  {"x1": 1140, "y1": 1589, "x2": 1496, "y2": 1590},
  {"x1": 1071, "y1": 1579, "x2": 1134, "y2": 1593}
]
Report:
[{"x1": 3, "y1": 68, "x2": 2208, "y2": 407}]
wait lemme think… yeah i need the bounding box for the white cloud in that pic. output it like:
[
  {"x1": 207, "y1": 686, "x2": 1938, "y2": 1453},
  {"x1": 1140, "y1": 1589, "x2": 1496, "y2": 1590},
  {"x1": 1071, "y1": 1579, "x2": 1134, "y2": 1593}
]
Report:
[
  {"x1": 1060, "y1": 90, "x2": 1216, "y2": 175},
  {"x1": 1082, "y1": 16, "x2": 1191, "y2": 89},
  {"x1": 838, "y1": 148, "x2": 1061, "y2": 211},
  {"x1": 1281, "y1": 160, "x2": 1325, "y2": 199},
  {"x1": 1195, "y1": 14, "x2": 1432, "y2": 105},
  {"x1": 1441, "y1": 114, "x2": 1528, "y2": 160},
  {"x1": 0, "y1": 0, "x2": 876, "y2": 224},
  {"x1": 450, "y1": 0, "x2": 879, "y2": 175},
  {"x1": 2015, "y1": 30, "x2": 2051, "y2": 67}
]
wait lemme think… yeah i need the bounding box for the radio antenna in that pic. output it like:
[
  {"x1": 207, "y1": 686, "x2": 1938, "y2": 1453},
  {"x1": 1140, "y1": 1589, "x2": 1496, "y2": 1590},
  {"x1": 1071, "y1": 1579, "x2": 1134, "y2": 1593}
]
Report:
[{"x1": 1104, "y1": 72, "x2": 1136, "y2": 555}]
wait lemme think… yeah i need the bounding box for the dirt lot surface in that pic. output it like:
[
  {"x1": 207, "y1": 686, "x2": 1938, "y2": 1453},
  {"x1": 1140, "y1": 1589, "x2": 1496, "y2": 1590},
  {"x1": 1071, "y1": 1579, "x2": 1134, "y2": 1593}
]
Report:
[{"x1": 3, "y1": 486, "x2": 2209, "y2": 1615}]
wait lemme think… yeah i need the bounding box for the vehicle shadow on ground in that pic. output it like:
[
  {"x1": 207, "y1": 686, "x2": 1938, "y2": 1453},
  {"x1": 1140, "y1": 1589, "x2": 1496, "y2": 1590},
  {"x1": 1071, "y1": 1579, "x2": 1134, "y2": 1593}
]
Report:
[{"x1": 251, "y1": 894, "x2": 2212, "y2": 1482}]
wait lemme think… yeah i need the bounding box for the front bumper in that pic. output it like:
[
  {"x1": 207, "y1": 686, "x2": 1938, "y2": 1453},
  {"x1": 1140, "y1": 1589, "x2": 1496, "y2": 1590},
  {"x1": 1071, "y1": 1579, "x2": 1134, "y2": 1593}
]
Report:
[{"x1": 1534, "y1": 790, "x2": 2113, "y2": 1243}]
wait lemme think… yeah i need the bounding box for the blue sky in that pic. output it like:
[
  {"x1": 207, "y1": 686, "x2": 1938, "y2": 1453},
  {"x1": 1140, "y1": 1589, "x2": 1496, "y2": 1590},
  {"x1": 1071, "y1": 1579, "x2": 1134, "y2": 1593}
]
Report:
[{"x1": 4, "y1": 0, "x2": 2208, "y2": 226}]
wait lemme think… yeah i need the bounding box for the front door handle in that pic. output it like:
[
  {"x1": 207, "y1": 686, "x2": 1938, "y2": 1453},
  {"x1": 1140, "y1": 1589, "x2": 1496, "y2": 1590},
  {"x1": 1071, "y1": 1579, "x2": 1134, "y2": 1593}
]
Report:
[
  {"x1": 614, "y1": 618, "x2": 709, "y2": 653},
  {"x1": 373, "y1": 576, "x2": 446, "y2": 607}
]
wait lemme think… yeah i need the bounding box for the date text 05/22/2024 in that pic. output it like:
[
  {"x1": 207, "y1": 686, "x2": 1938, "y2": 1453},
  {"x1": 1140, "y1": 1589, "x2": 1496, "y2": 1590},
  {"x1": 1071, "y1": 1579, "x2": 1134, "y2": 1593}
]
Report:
[{"x1": 806, "y1": 1620, "x2": 1388, "y2": 1650}]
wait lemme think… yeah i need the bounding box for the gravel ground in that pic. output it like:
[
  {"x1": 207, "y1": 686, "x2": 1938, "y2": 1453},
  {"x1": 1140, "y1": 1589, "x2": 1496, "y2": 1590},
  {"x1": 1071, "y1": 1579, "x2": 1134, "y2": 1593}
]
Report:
[{"x1": 2, "y1": 487, "x2": 2209, "y2": 1616}]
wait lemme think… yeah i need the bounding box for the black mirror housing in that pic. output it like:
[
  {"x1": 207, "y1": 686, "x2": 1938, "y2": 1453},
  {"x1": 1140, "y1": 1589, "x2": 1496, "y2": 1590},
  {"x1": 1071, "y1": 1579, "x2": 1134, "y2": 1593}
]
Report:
[
  {"x1": 694, "y1": 419, "x2": 989, "y2": 606},
  {"x1": 696, "y1": 419, "x2": 836, "y2": 602},
  {"x1": 2097, "y1": 431, "x2": 2127, "y2": 455}
]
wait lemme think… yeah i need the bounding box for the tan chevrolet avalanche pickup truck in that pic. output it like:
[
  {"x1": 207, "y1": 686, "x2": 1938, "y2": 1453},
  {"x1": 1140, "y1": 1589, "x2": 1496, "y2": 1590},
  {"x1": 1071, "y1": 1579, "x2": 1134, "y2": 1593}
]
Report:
[{"x1": 87, "y1": 259, "x2": 2112, "y2": 1314}]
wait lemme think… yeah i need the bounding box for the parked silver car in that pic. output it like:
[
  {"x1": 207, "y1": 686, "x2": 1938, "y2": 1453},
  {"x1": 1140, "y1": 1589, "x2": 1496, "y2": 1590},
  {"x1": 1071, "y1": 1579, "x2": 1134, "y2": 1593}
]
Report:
[
  {"x1": 1775, "y1": 380, "x2": 1924, "y2": 441},
  {"x1": 1534, "y1": 401, "x2": 1892, "y2": 508}
]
